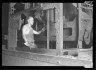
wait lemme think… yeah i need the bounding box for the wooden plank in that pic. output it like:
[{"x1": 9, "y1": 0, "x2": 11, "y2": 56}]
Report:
[
  {"x1": 47, "y1": 10, "x2": 49, "y2": 49},
  {"x1": 2, "y1": 54, "x2": 60, "y2": 66},
  {"x1": 33, "y1": 3, "x2": 35, "y2": 7},
  {"x1": 2, "y1": 50, "x2": 93, "y2": 67},
  {"x1": 8, "y1": 16, "x2": 11, "y2": 49},
  {"x1": 56, "y1": 3, "x2": 63, "y2": 55},
  {"x1": 78, "y1": 3, "x2": 82, "y2": 49},
  {"x1": 8, "y1": 17, "x2": 16, "y2": 50},
  {"x1": 15, "y1": 47, "x2": 57, "y2": 56},
  {"x1": 59, "y1": 3, "x2": 63, "y2": 55},
  {"x1": 8, "y1": 15, "x2": 20, "y2": 50}
]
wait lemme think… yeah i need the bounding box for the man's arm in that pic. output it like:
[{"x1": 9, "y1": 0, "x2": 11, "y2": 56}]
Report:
[
  {"x1": 33, "y1": 29, "x2": 42, "y2": 35},
  {"x1": 33, "y1": 27, "x2": 45, "y2": 35}
]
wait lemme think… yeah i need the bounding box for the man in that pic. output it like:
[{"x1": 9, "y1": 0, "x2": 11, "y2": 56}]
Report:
[{"x1": 22, "y1": 16, "x2": 45, "y2": 50}]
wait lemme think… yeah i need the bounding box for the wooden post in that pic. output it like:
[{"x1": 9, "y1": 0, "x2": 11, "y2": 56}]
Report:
[
  {"x1": 56, "y1": 3, "x2": 63, "y2": 56},
  {"x1": 47, "y1": 10, "x2": 49, "y2": 49},
  {"x1": 41, "y1": 3, "x2": 43, "y2": 7},
  {"x1": 8, "y1": 19, "x2": 17, "y2": 50},
  {"x1": 78, "y1": 3, "x2": 82, "y2": 49},
  {"x1": 33, "y1": 3, "x2": 35, "y2": 7},
  {"x1": 59, "y1": 3, "x2": 63, "y2": 55},
  {"x1": 8, "y1": 15, "x2": 20, "y2": 50}
]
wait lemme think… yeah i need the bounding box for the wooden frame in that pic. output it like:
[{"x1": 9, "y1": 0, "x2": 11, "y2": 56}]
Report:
[
  {"x1": 8, "y1": 3, "x2": 64, "y2": 55},
  {"x1": 2, "y1": 3, "x2": 92, "y2": 67},
  {"x1": 8, "y1": 3, "x2": 79, "y2": 55}
]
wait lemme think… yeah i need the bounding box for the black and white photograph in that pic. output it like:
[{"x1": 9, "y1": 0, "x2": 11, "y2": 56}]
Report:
[{"x1": 2, "y1": 2, "x2": 93, "y2": 68}]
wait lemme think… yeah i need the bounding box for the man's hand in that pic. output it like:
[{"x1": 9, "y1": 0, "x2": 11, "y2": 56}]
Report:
[
  {"x1": 42, "y1": 27, "x2": 45, "y2": 32},
  {"x1": 42, "y1": 24, "x2": 46, "y2": 32}
]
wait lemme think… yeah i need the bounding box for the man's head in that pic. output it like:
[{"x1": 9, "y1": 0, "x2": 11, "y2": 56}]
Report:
[{"x1": 27, "y1": 16, "x2": 34, "y2": 25}]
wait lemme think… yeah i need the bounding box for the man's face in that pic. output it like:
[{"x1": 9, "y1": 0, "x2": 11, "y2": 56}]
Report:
[{"x1": 28, "y1": 17, "x2": 34, "y2": 25}]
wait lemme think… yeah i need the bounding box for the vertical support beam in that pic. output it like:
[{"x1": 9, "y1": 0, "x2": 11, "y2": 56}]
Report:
[
  {"x1": 8, "y1": 18, "x2": 17, "y2": 50},
  {"x1": 41, "y1": 3, "x2": 43, "y2": 7},
  {"x1": 33, "y1": 3, "x2": 35, "y2": 7},
  {"x1": 8, "y1": 15, "x2": 20, "y2": 50},
  {"x1": 8, "y1": 4, "x2": 13, "y2": 50},
  {"x1": 56, "y1": 4, "x2": 60, "y2": 55},
  {"x1": 47, "y1": 10, "x2": 49, "y2": 49},
  {"x1": 56, "y1": 3, "x2": 63, "y2": 56},
  {"x1": 59, "y1": 3, "x2": 63, "y2": 55},
  {"x1": 41, "y1": 3, "x2": 43, "y2": 16},
  {"x1": 7, "y1": 3, "x2": 11, "y2": 49},
  {"x1": 78, "y1": 3, "x2": 82, "y2": 49}
]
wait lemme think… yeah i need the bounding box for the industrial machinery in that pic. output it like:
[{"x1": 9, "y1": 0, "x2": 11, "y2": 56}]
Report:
[{"x1": 2, "y1": 2, "x2": 93, "y2": 68}]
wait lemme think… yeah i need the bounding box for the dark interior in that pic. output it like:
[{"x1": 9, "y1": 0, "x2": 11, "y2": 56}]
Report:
[
  {"x1": 2, "y1": 3, "x2": 9, "y2": 48},
  {"x1": 63, "y1": 3, "x2": 79, "y2": 49}
]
